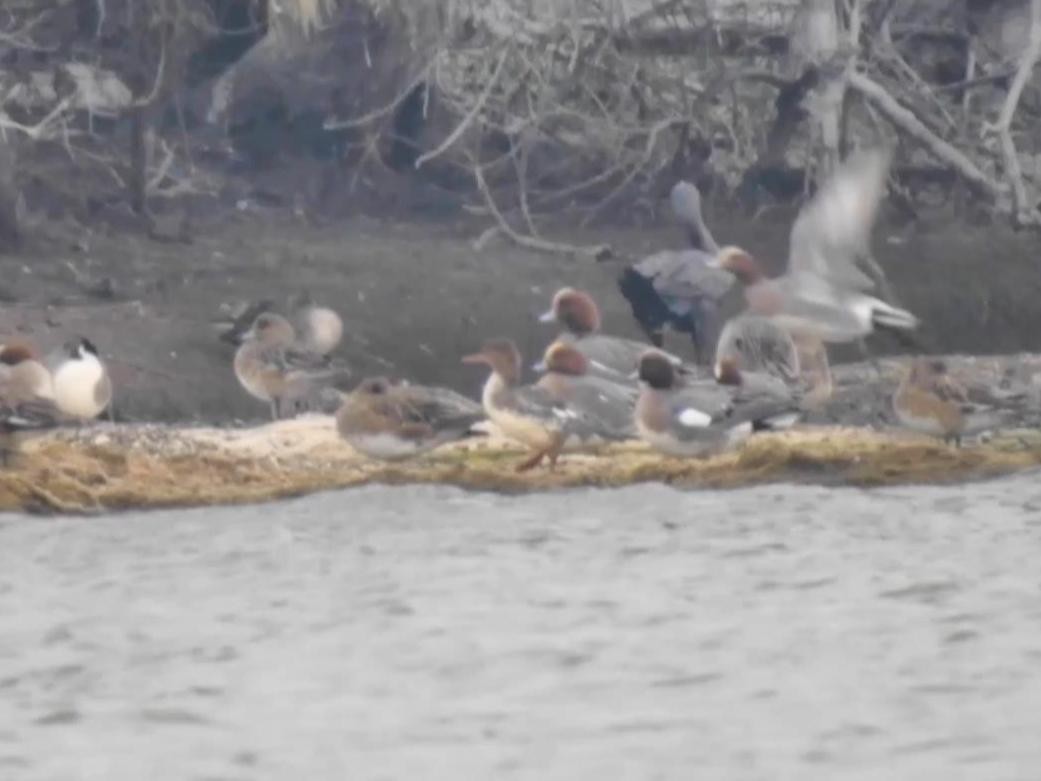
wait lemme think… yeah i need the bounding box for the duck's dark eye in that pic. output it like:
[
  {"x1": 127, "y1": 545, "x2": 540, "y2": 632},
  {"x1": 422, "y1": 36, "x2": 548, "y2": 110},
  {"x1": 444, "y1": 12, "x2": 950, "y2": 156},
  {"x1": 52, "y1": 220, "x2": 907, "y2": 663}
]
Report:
[{"x1": 735, "y1": 338, "x2": 744, "y2": 349}]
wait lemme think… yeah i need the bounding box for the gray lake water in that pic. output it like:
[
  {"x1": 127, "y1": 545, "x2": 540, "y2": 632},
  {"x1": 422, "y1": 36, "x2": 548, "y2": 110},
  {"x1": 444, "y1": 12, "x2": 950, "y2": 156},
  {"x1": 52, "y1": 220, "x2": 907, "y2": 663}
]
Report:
[{"x1": 2, "y1": 476, "x2": 1041, "y2": 781}]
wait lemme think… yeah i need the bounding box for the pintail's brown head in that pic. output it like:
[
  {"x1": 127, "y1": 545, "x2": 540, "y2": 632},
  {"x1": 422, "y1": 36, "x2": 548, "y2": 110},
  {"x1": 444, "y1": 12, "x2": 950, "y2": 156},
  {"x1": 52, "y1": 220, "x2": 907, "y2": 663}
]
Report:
[
  {"x1": 461, "y1": 338, "x2": 523, "y2": 384},
  {"x1": 637, "y1": 350, "x2": 679, "y2": 391},
  {"x1": 712, "y1": 246, "x2": 764, "y2": 286},
  {"x1": 538, "y1": 287, "x2": 601, "y2": 335}
]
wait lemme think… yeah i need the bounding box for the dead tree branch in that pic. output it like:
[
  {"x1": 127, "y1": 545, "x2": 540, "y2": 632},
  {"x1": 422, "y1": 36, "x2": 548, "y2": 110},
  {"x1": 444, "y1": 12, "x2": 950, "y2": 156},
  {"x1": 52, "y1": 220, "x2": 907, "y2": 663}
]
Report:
[
  {"x1": 982, "y1": 0, "x2": 1041, "y2": 226},
  {"x1": 471, "y1": 155, "x2": 611, "y2": 260},
  {"x1": 849, "y1": 71, "x2": 1003, "y2": 199}
]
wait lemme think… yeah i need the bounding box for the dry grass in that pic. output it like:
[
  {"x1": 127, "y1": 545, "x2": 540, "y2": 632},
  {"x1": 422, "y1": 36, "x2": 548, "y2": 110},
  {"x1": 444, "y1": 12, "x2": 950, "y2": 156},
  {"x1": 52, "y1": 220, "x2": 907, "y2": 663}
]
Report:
[{"x1": 2, "y1": 417, "x2": 1040, "y2": 515}]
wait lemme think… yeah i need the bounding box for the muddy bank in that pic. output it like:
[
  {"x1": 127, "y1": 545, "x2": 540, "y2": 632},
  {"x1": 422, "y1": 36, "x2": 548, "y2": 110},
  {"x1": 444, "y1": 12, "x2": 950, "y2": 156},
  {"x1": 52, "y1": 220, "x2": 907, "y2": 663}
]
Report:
[
  {"x1": 6, "y1": 417, "x2": 1041, "y2": 514},
  {"x1": 0, "y1": 209, "x2": 1040, "y2": 424}
]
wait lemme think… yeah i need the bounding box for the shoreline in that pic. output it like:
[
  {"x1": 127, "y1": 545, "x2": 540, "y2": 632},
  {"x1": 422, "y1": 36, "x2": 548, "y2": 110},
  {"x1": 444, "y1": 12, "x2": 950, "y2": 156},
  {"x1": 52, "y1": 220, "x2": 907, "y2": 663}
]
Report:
[{"x1": 5, "y1": 413, "x2": 1041, "y2": 515}]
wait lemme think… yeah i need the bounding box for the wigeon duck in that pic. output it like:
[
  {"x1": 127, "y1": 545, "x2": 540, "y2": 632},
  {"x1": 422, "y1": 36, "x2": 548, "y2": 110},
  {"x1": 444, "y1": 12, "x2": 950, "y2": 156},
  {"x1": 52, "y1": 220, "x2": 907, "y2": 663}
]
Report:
[
  {"x1": 714, "y1": 315, "x2": 835, "y2": 406},
  {"x1": 0, "y1": 343, "x2": 66, "y2": 462},
  {"x1": 288, "y1": 291, "x2": 344, "y2": 356},
  {"x1": 891, "y1": 358, "x2": 1011, "y2": 446},
  {"x1": 0, "y1": 342, "x2": 54, "y2": 400},
  {"x1": 234, "y1": 312, "x2": 341, "y2": 420},
  {"x1": 51, "y1": 337, "x2": 112, "y2": 421},
  {"x1": 532, "y1": 341, "x2": 638, "y2": 440},
  {"x1": 713, "y1": 357, "x2": 802, "y2": 431},
  {"x1": 336, "y1": 376, "x2": 485, "y2": 460},
  {"x1": 462, "y1": 338, "x2": 597, "y2": 471},
  {"x1": 634, "y1": 350, "x2": 798, "y2": 458},
  {"x1": 709, "y1": 149, "x2": 919, "y2": 345},
  {"x1": 538, "y1": 287, "x2": 697, "y2": 381},
  {"x1": 618, "y1": 180, "x2": 733, "y2": 363}
]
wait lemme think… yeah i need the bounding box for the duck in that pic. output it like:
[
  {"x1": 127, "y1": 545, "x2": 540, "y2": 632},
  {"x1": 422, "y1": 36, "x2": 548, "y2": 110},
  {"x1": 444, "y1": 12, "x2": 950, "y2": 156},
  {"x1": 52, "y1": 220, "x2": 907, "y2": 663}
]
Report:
[
  {"x1": 618, "y1": 180, "x2": 733, "y2": 363},
  {"x1": 891, "y1": 357, "x2": 1011, "y2": 446},
  {"x1": 233, "y1": 312, "x2": 342, "y2": 420},
  {"x1": 538, "y1": 287, "x2": 698, "y2": 381},
  {"x1": 51, "y1": 337, "x2": 112, "y2": 421},
  {"x1": 335, "y1": 376, "x2": 485, "y2": 460},
  {"x1": 713, "y1": 357, "x2": 802, "y2": 431},
  {"x1": 462, "y1": 338, "x2": 607, "y2": 471},
  {"x1": 213, "y1": 299, "x2": 277, "y2": 346},
  {"x1": 287, "y1": 291, "x2": 344, "y2": 356},
  {"x1": 714, "y1": 314, "x2": 801, "y2": 385},
  {"x1": 634, "y1": 350, "x2": 798, "y2": 458},
  {"x1": 0, "y1": 343, "x2": 67, "y2": 463},
  {"x1": 532, "y1": 341, "x2": 638, "y2": 440},
  {"x1": 714, "y1": 315, "x2": 835, "y2": 406},
  {"x1": 709, "y1": 149, "x2": 919, "y2": 346}
]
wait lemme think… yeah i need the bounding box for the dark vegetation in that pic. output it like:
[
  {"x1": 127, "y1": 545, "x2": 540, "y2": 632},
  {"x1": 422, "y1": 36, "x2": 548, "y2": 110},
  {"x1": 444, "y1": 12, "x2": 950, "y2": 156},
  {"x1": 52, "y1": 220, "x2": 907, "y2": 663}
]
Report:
[{"x1": 0, "y1": 0, "x2": 1039, "y2": 248}]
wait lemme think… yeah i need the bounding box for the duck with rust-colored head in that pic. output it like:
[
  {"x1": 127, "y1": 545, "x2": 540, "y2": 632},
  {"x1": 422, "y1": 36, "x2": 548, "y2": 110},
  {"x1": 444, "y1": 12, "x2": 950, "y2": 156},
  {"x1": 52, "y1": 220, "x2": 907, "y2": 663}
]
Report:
[
  {"x1": 234, "y1": 312, "x2": 345, "y2": 420},
  {"x1": 710, "y1": 149, "x2": 918, "y2": 346},
  {"x1": 336, "y1": 376, "x2": 485, "y2": 461},
  {"x1": 539, "y1": 287, "x2": 698, "y2": 381},
  {"x1": 533, "y1": 341, "x2": 638, "y2": 441},
  {"x1": 0, "y1": 342, "x2": 68, "y2": 463},
  {"x1": 713, "y1": 316, "x2": 834, "y2": 407},
  {"x1": 634, "y1": 351, "x2": 798, "y2": 458},
  {"x1": 462, "y1": 338, "x2": 592, "y2": 471},
  {"x1": 713, "y1": 357, "x2": 802, "y2": 431}
]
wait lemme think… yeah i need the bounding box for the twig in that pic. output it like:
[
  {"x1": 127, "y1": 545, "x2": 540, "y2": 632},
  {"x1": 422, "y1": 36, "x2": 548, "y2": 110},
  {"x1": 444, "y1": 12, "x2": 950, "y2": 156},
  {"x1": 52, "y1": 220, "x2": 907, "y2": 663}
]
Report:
[
  {"x1": 324, "y1": 60, "x2": 436, "y2": 130},
  {"x1": 415, "y1": 46, "x2": 511, "y2": 170},
  {"x1": 849, "y1": 71, "x2": 1002, "y2": 198},
  {"x1": 981, "y1": 0, "x2": 1041, "y2": 227},
  {"x1": 0, "y1": 95, "x2": 73, "y2": 140},
  {"x1": 472, "y1": 158, "x2": 611, "y2": 260},
  {"x1": 579, "y1": 115, "x2": 683, "y2": 227}
]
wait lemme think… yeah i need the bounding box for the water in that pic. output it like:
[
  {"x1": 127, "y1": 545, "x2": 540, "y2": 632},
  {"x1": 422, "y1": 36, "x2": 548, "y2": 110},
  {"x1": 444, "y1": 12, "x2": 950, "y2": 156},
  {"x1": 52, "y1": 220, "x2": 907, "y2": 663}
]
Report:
[{"x1": 2, "y1": 477, "x2": 1041, "y2": 781}]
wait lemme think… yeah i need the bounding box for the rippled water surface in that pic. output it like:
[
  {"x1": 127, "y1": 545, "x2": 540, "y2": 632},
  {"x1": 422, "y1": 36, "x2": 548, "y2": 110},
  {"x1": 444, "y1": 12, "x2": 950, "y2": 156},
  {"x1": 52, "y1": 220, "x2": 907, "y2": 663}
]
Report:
[{"x1": 2, "y1": 476, "x2": 1041, "y2": 780}]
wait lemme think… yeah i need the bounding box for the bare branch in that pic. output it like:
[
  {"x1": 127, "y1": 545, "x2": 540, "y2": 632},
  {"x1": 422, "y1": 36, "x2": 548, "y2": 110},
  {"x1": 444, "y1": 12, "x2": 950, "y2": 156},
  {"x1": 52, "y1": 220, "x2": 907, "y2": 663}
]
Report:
[
  {"x1": 849, "y1": 71, "x2": 1003, "y2": 199},
  {"x1": 982, "y1": 0, "x2": 1041, "y2": 227},
  {"x1": 415, "y1": 46, "x2": 511, "y2": 170},
  {"x1": 471, "y1": 156, "x2": 611, "y2": 260}
]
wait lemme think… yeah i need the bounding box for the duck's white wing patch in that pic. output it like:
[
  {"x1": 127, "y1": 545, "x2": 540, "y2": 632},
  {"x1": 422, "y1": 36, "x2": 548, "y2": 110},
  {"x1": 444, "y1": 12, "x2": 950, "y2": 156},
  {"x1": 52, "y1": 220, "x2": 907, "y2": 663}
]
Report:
[
  {"x1": 551, "y1": 406, "x2": 579, "y2": 421},
  {"x1": 677, "y1": 407, "x2": 712, "y2": 427}
]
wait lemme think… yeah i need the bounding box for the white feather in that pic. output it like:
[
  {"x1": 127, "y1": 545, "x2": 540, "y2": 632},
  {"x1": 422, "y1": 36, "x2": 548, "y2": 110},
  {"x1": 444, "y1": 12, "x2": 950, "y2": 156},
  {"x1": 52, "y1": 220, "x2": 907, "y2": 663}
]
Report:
[
  {"x1": 677, "y1": 407, "x2": 712, "y2": 427},
  {"x1": 52, "y1": 352, "x2": 108, "y2": 419}
]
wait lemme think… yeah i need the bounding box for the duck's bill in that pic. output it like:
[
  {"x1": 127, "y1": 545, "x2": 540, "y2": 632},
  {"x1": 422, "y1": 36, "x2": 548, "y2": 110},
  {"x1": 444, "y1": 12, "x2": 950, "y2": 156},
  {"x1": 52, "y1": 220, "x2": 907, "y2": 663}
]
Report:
[
  {"x1": 460, "y1": 352, "x2": 486, "y2": 365},
  {"x1": 627, "y1": 369, "x2": 639, "y2": 380},
  {"x1": 531, "y1": 360, "x2": 547, "y2": 372},
  {"x1": 537, "y1": 309, "x2": 556, "y2": 323}
]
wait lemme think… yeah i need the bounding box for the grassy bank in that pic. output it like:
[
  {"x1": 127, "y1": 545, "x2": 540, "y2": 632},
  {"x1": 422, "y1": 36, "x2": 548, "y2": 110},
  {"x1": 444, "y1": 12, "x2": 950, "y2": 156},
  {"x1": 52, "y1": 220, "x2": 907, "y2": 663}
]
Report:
[{"x1": 4, "y1": 418, "x2": 1040, "y2": 514}]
